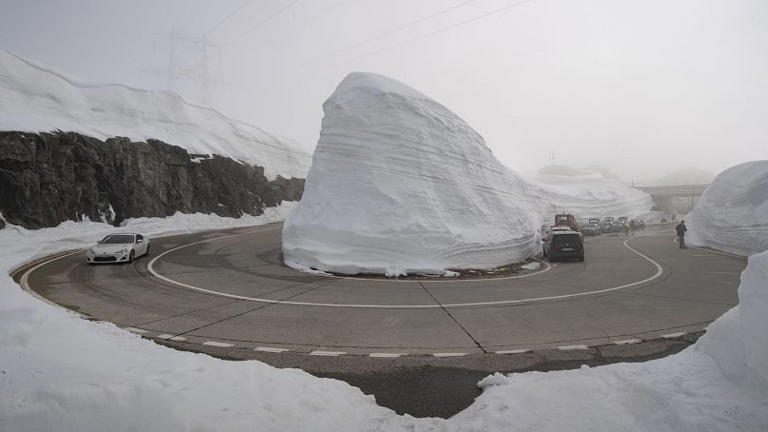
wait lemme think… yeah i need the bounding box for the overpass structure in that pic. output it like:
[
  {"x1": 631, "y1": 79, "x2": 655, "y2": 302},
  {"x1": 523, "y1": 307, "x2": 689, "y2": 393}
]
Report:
[{"x1": 634, "y1": 184, "x2": 710, "y2": 214}]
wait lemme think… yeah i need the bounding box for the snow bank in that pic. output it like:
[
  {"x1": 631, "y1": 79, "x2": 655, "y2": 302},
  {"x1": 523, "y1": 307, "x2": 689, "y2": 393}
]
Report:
[
  {"x1": 3, "y1": 217, "x2": 768, "y2": 431},
  {"x1": 282, "y1": 72, "x2": 542, "y2": 275},
  {"x1": 0, "y1": 50, "x2": 311, "y2": 179},
  {"x1": 457, "y1": 250, "x2": 768, "y2": 431},
  {"x1": 283, "y1": 73, "x2": 652, "y2": 275},
  {"x1": 688, "y1": 161, "x2": 768, "y2": 256},
  {"x1": 531, "y1": 174, "x2": 654, "y2": 221}
]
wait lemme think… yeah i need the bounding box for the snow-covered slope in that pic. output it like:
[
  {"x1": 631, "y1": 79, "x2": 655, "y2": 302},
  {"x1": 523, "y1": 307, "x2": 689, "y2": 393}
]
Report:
[
  {"x1": 0, "y1": 50, "x2": 311, "y2": 179},
  {"x1": 688, "y1": 161, "x2": 768, "y2": 256},
  {"x1": 282, "y1": 73, "x2": 541, "y2": 275},
  {"x1": 531, "y1": 173, "x2": 654, "y2": 221},
  {"x1": 283, "y1": 73, "x2": 653, "y2": 275}
]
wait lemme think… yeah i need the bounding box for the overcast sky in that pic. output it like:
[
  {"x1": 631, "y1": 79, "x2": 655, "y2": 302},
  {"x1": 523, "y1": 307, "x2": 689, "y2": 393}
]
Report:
[{"x1": 1, "y1": 0, "x2": 766, "y2": 182}]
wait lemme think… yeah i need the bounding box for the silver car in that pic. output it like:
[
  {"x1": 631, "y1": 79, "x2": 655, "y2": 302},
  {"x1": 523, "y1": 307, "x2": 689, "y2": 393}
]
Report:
[{"x1": 86, "y1": 233, "x2": 150, "y2": 264}]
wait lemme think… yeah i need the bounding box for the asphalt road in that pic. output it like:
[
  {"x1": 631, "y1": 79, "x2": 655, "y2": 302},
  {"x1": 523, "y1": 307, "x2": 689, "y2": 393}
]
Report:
[{"x1": 18, "y1": 223, "x2": 745, "y2": 418}]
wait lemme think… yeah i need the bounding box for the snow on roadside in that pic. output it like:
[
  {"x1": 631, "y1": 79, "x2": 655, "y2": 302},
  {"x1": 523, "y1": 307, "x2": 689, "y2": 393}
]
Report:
[
  {"x1": 688, "y1": 161, "x2": 768, "y2": 257},
  {"x1": 1, "y1": 197, "x2": 768, "y2": 430},
  {"x1": 0, "y1": 50, "x2": 311, "y2": 179},
  {"x1": 0, "y1": 204, "x2": 424, "y2": 431}
]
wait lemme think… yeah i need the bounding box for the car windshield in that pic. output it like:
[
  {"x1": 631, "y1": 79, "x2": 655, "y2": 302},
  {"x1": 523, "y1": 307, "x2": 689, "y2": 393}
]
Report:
[{"x1": 101, "y1": 234, "x2": 134, "y2": 244}]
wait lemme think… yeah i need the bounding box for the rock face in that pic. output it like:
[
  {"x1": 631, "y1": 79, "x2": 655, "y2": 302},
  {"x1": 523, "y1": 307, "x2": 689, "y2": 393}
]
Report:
[
  {"x1": 0, "y1": 131, "x2": 304, "y2": 229},
  {"x1": 282, "y1": 73, "x2": 540, "y2": 276}
]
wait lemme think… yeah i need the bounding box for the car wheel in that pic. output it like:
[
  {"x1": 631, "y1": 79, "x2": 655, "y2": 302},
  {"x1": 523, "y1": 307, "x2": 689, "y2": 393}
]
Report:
[
  {"x1": 145, "y1": 244, "x2": 151, "y2": 257},
  {"x1": 129, "y1": 250, "x2": 135, "y2": 263}
]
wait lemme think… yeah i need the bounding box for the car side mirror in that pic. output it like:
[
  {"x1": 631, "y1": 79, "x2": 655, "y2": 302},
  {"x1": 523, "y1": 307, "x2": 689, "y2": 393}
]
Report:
[{"x1": 136, "y1": 239, "x2": 143, "y2": 244}]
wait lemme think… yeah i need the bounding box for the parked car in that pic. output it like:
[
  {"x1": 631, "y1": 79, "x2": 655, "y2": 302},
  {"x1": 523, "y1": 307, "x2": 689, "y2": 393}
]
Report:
[
  {"x1": 600, "y1": 220, "x2": 614, "y2": 233},
  {"x1": 631, "y1": 219, "x2": 646, "y2": 230},
  {"x1": 86, "y1": 233, "x2": 150, "y2": 264},
  {"x1": 543, "y1": 230, "x2": 584, "y2": 262},
  {"x1": 581, "y1": 223, "x2": 601, "y2": 236},
  {"x1": 617, "y1": 216, "x2": 629, "y2": 225}
]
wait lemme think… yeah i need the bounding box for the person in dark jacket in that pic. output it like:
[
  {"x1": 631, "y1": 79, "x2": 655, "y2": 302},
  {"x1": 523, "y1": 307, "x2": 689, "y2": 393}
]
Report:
[{"x1": 675, "y1": 220, "x2": 688, "y2": 249}]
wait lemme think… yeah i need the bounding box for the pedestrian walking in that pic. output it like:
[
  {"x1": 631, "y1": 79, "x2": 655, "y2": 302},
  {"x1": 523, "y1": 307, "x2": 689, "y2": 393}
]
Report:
[{"x1": 675, "y1": 220, "x2": 688, "y2": 249}]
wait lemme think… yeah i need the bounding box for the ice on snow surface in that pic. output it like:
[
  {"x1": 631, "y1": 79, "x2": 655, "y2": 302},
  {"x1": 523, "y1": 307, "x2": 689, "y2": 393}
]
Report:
[
  {"x1": 283, "y1": 73, "x2": 653, "y2": 275},
  {"x1": 688, "y1": 160, "x2": 768, "y2": 257},
  {"x1": 0, "y1": 50, "x2": 311, "y2": 179}
]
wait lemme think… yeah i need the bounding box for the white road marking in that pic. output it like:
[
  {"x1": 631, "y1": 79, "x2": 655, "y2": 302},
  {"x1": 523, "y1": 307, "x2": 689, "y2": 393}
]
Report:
[
  {"x1": 17, "y1": 250, "x2": 89, "y2": 317},
  {"x1": 254, "y1": 346, "x2": 289, "y2": 353},
  {"x1": 156, "y1": 334, "x2": 174, "y2": 340},
  {"x1": 124, "y1": 327, "x2": 148, "y2": 334},
  {"x1": 147, "y1": 238, "x2": 666, "y2": 309},
  {"x1": 368, "y1": 353, "x2": 402, "y2": 358},
  {"x1": 495, "y1": 349, "x2": 531, "y2": 354},
  {"x1": 202, "y1": 341, "x2": 234, "y2": 348},
  {"x1": 557, "y1": 345, "x2": 589, "y2": 351},
  {"x1": 169, "y1": 336, "x2": 187, "y2": 342},
  {"x1": 661, "y1": 332, "x2": 686, "y2": 339},
  {"x1": 309, "y1": 350, "x2": 346, "y2": 356},
  {"x1": 432, "y1": 352, "x2": 468, "y2": 357},
  {"x1": 613, "y1": 338, "x2": 642, "y2": 345}
]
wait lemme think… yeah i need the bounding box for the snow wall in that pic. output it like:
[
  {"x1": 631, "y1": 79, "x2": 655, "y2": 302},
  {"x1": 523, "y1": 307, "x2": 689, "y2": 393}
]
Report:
[
  {"x1": 283, "y1": 72, "x2": 653, "y2": 275},
  {"x1": 0, "y1": 50, "x2": 311, "y2": 179},
  {"x1": 688, "y1": 160, "x2": 768, "y2": 256}
]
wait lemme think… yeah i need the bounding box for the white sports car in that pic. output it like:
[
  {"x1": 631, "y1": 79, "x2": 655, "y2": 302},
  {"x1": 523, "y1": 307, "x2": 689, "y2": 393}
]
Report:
[{"x1": 86, "y1": 233, "x2": 150, "y2": 264}]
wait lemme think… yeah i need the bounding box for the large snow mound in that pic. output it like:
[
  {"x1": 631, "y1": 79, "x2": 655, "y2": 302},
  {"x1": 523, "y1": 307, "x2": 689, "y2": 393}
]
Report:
[
  {"x1": 688, "y1": 161, "x2": 768, "y2": 256},
  {"x1": 0, "y1": 50, "x2": 311, "y2": 179},
  {"x1": 282, "y1": 72, "x2": 541, "y2": 275},
  {"x1": 531, "y1": 174, "x2": 654, "y2": 221},
  {"x1": 283, "y1": 73, "x2": 652, "y2": 275}
]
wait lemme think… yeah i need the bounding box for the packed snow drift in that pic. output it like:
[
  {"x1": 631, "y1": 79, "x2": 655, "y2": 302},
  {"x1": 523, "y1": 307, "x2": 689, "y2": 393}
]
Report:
[
  {"x1": 688, "y1": 161, "x2": 768, "y2": 256},
  {"x1": 0, "y1": 50, "x2": 311, "y2": 179},
  {"x1": 283, "y1": 73, "x2": 652, "y2": 275},
  {"x1": 282, "y1": 72, "x2": 543, "y2": 275},
  {"x1": 531, "y1": 170, "x2": 654, "y2": 221}
]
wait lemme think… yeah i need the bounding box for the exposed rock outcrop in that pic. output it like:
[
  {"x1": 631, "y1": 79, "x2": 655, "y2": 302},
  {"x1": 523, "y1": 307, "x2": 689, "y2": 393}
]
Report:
[{"x1": 0, "y1": 131, "x2": 305, "y2": 229}]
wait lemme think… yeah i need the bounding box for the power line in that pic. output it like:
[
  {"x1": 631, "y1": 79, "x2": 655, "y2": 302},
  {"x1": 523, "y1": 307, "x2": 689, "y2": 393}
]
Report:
[
  {"x1": 207, "y1": 0, "x2": 253, "y2": 34},
  {"x1": 299, "y1": 0, "x2": 481, "y2": 67},
  {"x1": 345, "y1": 0, "x2": 536, "y2": 64}
]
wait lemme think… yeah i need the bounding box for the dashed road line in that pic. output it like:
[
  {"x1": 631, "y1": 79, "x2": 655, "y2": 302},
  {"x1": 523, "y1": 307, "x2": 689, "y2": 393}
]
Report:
[
  {"x1": 156, "y1": 334, "x2": 175, "y2": 340},
  {"x1": 202, "y1": 341, "x2": 234, "y2": 348},
  {"x1": 432, "y1": 352, "x2": 469, "y2": 358},
  {"x1": 255, "y1": 346, "x2": 289, "y2": 353},
  {"x1": 368, "y1": 353, "x2": 402, "y2": 358},
  {"x1": 495, "y1": 349, "x2": 531, "y2": 354},
  {"x1": 309, "y1": 350, "x2": 347, "y2": 357},
  {"x1": 661, "y1": 332, "x2": 686, "y2": 339},
  {"x1": 557, "y1": 345, "x2": 590, "y2": 351},
  {"x1": 124, "y1": 327, "x2": 148, "y2": 334},
  {"x1": 169, "y1": 336, "x2": 187, "y2": 342}
]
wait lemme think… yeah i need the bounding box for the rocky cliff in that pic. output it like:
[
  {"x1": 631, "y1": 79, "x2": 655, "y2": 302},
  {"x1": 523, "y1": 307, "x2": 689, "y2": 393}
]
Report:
[{"x1": 0, "y1": 131, "x2": 305, "y2": 229}]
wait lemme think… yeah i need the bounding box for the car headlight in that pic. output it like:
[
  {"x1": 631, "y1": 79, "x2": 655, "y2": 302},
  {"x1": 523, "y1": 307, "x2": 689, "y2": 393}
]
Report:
[
  {"x1": 88, "y1": 248, "x2": 96, "y2": 255},
  {"x1": 120, "y1": 248, "x2": 129, "y2": 254}
]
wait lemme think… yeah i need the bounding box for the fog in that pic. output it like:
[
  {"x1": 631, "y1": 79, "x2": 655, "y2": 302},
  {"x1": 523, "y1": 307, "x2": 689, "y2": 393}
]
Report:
[{"x1": 1, "y1": 0, "x2": 766, "y2": 183}]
